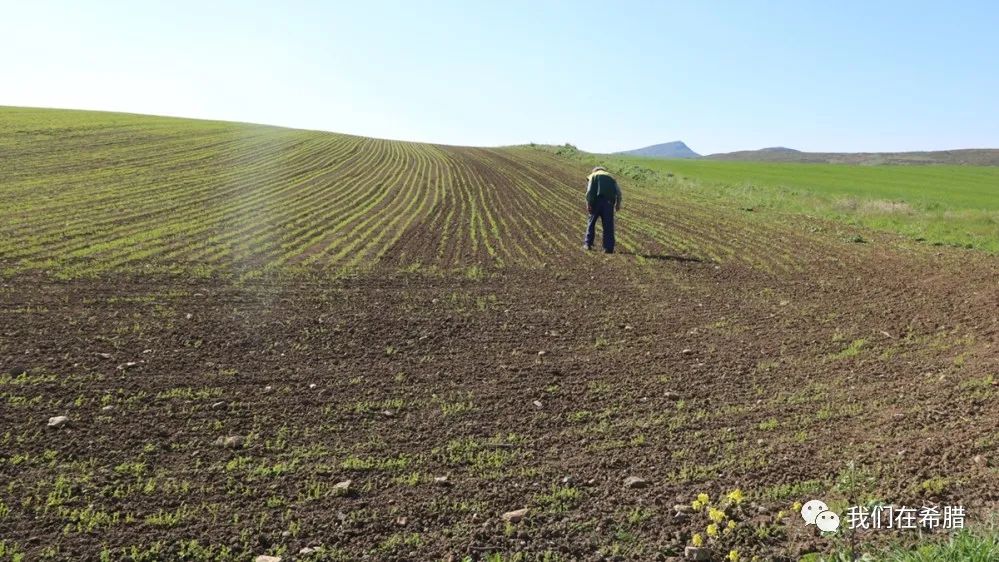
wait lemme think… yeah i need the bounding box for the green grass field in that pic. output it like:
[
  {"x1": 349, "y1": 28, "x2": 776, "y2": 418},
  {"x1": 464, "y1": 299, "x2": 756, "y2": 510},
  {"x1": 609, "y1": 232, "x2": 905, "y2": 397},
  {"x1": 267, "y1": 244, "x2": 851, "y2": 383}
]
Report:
[{"x1": 601, "y1": 156, "x2": 999, "y2": 253}]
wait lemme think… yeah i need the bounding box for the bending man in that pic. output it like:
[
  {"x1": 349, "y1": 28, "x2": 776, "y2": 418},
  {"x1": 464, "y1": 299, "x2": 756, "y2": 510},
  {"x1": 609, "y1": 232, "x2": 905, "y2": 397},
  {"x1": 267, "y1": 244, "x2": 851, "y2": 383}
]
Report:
[{"x1": 583, "y1": 166, "x2": 622, "y2": 254}]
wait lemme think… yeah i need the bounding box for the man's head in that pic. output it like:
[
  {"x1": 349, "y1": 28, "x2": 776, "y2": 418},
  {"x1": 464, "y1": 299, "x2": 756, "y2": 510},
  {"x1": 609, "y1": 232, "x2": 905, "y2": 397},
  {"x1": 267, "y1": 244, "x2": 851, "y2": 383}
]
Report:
[{"x1": 592, "y1": 166, "x2": 606, "y2": 173}]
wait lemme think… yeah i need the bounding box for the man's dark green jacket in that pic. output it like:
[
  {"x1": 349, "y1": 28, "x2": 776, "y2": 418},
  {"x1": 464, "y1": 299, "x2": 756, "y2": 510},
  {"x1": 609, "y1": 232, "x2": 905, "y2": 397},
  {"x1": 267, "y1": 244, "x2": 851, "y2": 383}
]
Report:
[{"x1": 586, "y1": 170, "x2": 622, "y2": 206}]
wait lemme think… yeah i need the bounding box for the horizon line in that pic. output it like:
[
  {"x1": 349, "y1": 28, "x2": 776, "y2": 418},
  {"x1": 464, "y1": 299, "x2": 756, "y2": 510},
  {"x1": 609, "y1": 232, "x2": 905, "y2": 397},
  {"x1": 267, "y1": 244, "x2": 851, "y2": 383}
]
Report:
[{"x1": 4, "y1": 104, "x2": 997, "y2": 156}]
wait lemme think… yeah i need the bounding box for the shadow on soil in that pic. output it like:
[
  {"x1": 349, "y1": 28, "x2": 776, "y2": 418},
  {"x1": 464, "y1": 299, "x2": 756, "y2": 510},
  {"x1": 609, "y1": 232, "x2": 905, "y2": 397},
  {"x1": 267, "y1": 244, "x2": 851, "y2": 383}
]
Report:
[{"x1": 621, "y1": 252, "x2": 706, "y2": 263}]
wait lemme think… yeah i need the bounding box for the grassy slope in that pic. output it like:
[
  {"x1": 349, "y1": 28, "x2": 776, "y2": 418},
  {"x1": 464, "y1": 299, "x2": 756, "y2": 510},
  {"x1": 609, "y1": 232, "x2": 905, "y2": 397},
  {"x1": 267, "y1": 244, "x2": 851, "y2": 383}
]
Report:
[
  {"x1": 598, "y1": 155, "x2": 999, "y2": 253},
  {"x1": 0, "y1": 107, "x2": 865, "y2": 279},
  {"x1": 3, "y1": 106, "x2": 995, "y2": 281}
]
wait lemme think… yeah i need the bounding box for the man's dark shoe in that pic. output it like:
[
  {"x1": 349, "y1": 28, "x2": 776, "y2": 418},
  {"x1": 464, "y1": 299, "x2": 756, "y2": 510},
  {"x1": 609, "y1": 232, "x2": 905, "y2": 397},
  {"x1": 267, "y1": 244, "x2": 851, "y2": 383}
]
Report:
[
  {"x1": 603, "y1": 249, "x2": 614, "y2": 254},
  {"x1": 583, "y1": 244, "x2": 593, "y2": 251}
]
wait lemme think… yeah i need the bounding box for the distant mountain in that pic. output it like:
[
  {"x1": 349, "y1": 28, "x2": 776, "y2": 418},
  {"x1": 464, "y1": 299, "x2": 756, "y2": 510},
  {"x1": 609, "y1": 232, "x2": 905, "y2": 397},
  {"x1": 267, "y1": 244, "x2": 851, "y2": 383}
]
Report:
[
  {"x1": 613, "y1": 140, "x2": 999, "y2": 165},
  {"x1": 616, "y1": 141, "x2": 700, "y2": 159},
  {"x1": 704, "y1": 147, "x2": 999, "y2": 165}
]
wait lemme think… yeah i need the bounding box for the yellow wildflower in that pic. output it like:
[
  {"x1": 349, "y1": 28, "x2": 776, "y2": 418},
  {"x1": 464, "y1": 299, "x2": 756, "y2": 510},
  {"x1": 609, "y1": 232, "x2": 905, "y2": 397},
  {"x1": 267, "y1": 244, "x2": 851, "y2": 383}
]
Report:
[
  {"x1": 706, "y1": 523, "x2": 719, "y2": 537},
  {"x1": 726, "y1": 489, "x2": 745, "y2": 504},
  {"x1": 692, "y1": 533, "x2": 704, "y2": 547},
  {"x1": 708, "y1": 507, "x2": 726, "y2": 523},
  {"x1": 728, "y1": 550, "x2": 740, "y2": 562},
  {"x1": 697, "y1": 492, "x2": 710, "y2": 505},
  {"x1": 791, "y1": 501, "x2": 802, "y2": 512},
  {"x1": 691, "y1": 499, "x2": 704, "y2": 510},
  {"x1": 727, "y1": 520, "x2": 737, "y2": 530}
]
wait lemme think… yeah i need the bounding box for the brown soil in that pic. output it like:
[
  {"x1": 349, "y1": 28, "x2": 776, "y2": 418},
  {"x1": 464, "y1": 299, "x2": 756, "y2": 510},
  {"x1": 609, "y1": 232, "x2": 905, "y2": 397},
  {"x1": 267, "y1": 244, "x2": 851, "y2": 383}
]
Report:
[{"x1": 2, "y1": 239, "x2": 997, "y2": 561}]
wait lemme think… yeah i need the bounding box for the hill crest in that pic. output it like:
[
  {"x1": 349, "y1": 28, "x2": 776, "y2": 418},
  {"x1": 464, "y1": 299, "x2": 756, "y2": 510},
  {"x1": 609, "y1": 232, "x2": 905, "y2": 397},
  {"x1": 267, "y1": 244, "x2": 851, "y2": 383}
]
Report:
[{"x1": 615, "y1": 141, "x2": 700, "y2": 159}]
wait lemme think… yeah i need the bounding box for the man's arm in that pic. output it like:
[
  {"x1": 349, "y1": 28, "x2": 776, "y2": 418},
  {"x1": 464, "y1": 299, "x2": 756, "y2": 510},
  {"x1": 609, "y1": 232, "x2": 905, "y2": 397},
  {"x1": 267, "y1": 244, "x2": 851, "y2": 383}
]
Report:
[
  {"x1": 585, "y1": 176, "x2": 596, "y2": 211},
  {"x1": 615, "y1": 179, "x2": 622, "y2": 210}
]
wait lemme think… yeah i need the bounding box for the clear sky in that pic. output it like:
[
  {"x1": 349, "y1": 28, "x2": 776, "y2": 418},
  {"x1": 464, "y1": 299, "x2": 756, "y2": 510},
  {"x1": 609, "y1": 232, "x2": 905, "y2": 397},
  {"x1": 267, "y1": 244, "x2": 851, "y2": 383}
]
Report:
[{"x1": 3, "y1": 1, "x2": 997, "y2": 154}]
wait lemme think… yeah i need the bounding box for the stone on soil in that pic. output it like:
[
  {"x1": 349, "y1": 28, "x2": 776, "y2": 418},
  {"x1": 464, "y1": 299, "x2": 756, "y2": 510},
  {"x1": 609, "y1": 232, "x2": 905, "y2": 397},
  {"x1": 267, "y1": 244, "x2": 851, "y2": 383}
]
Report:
[
  {"x1": 216, "y1": 435, "x2": 245, "y2": 448},
  {"x1": 333, "y1": 479, "x2": 352, "y2": 494},
  {"x1": 684, "y1": 546, "x2": 710, "y2": 560},
  {"x1": 502, "y1": 508, "x2": 528, "y2": 523},
  {"x1": 624, "y1": 476, "x2": 649, "y2": 489}
]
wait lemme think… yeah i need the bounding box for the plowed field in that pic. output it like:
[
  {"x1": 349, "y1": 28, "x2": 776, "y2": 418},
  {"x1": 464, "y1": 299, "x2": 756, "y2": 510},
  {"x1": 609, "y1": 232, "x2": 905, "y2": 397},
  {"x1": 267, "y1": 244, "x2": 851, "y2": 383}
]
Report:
[{"x1": 1, "y1": 108, "x2": 997, "y2": 561}]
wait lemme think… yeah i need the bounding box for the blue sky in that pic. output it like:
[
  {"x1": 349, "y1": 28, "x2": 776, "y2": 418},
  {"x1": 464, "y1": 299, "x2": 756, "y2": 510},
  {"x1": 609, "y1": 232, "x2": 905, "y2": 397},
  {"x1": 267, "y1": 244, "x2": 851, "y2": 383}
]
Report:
[{"x1": 3, "y1": 1, "x2": 997, "y2": 154}]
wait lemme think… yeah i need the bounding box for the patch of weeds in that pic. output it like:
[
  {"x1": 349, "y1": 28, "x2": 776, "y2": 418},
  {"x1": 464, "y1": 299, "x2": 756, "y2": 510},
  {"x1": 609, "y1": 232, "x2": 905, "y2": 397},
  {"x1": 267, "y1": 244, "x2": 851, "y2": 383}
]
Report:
[
  {"x1": 625, "y1": 506, "x2": 655, "y2": 526},
  {"x1": 760, "y1": 479, "x2": 827, "y2": 502},
  {"x1": 758, "y1": 418, "x2": 779, "y2": 431},
  {"x1": 379, "y1": 532, "x2": 422, "y2": 552},
  {"x1": 533, "y1": 484, "x2": 581, "y2": 513},
  {"x1": 250, "y1": 459, "x2": 299, "y2": 478},
  {"x1": 114, "y1": 460, "x2": 147, "y2": 478},
  {"x1": 155, "y1": 386, "x2": 223, "y2": 400},
  {"x1": 829, "y1": 338, "x2": 867, "y2": 360},
  {"x1": 918, "y1": 476, "x2": 951, "y2": 496},
  {"x1": 60, "y1": 505, "x2": 124, "y2": 533},
  {"x1": 440, "y1": 400, "x2": 476, "y2": 417},
  {"x1": 437, "y1": 437, "x2": 519, "y2": 476},
  {"x1": 0, "y1": 540, "x2": 28, "y2": 561},
  {"x1": 834, "y1": 461, "x2": 880, "y2": 506},
  {"x1": 587, "y1": 380, "x2": 612, "y2": 396},
  {"x1": 436, "y1": 391, "x2": 476, "y2": 417},
  {"x1": 755, "y1": 359, "x2": 779, "y2": 372},
  {"x1": 960, "y1": 374, "x2": 995, "y2": 399},
  {"x1": 352, "y1": 398, "x2": 405, "y2": 414},
  {"x1": 340, "y1": 454, "x2": 411, "y2": 472},
  {"x1": 391, "y1": 471, "x2": 423, "y2": 486},
  {"x1": 144, "y1": 504, "x2": 195, "y2": 527}
]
